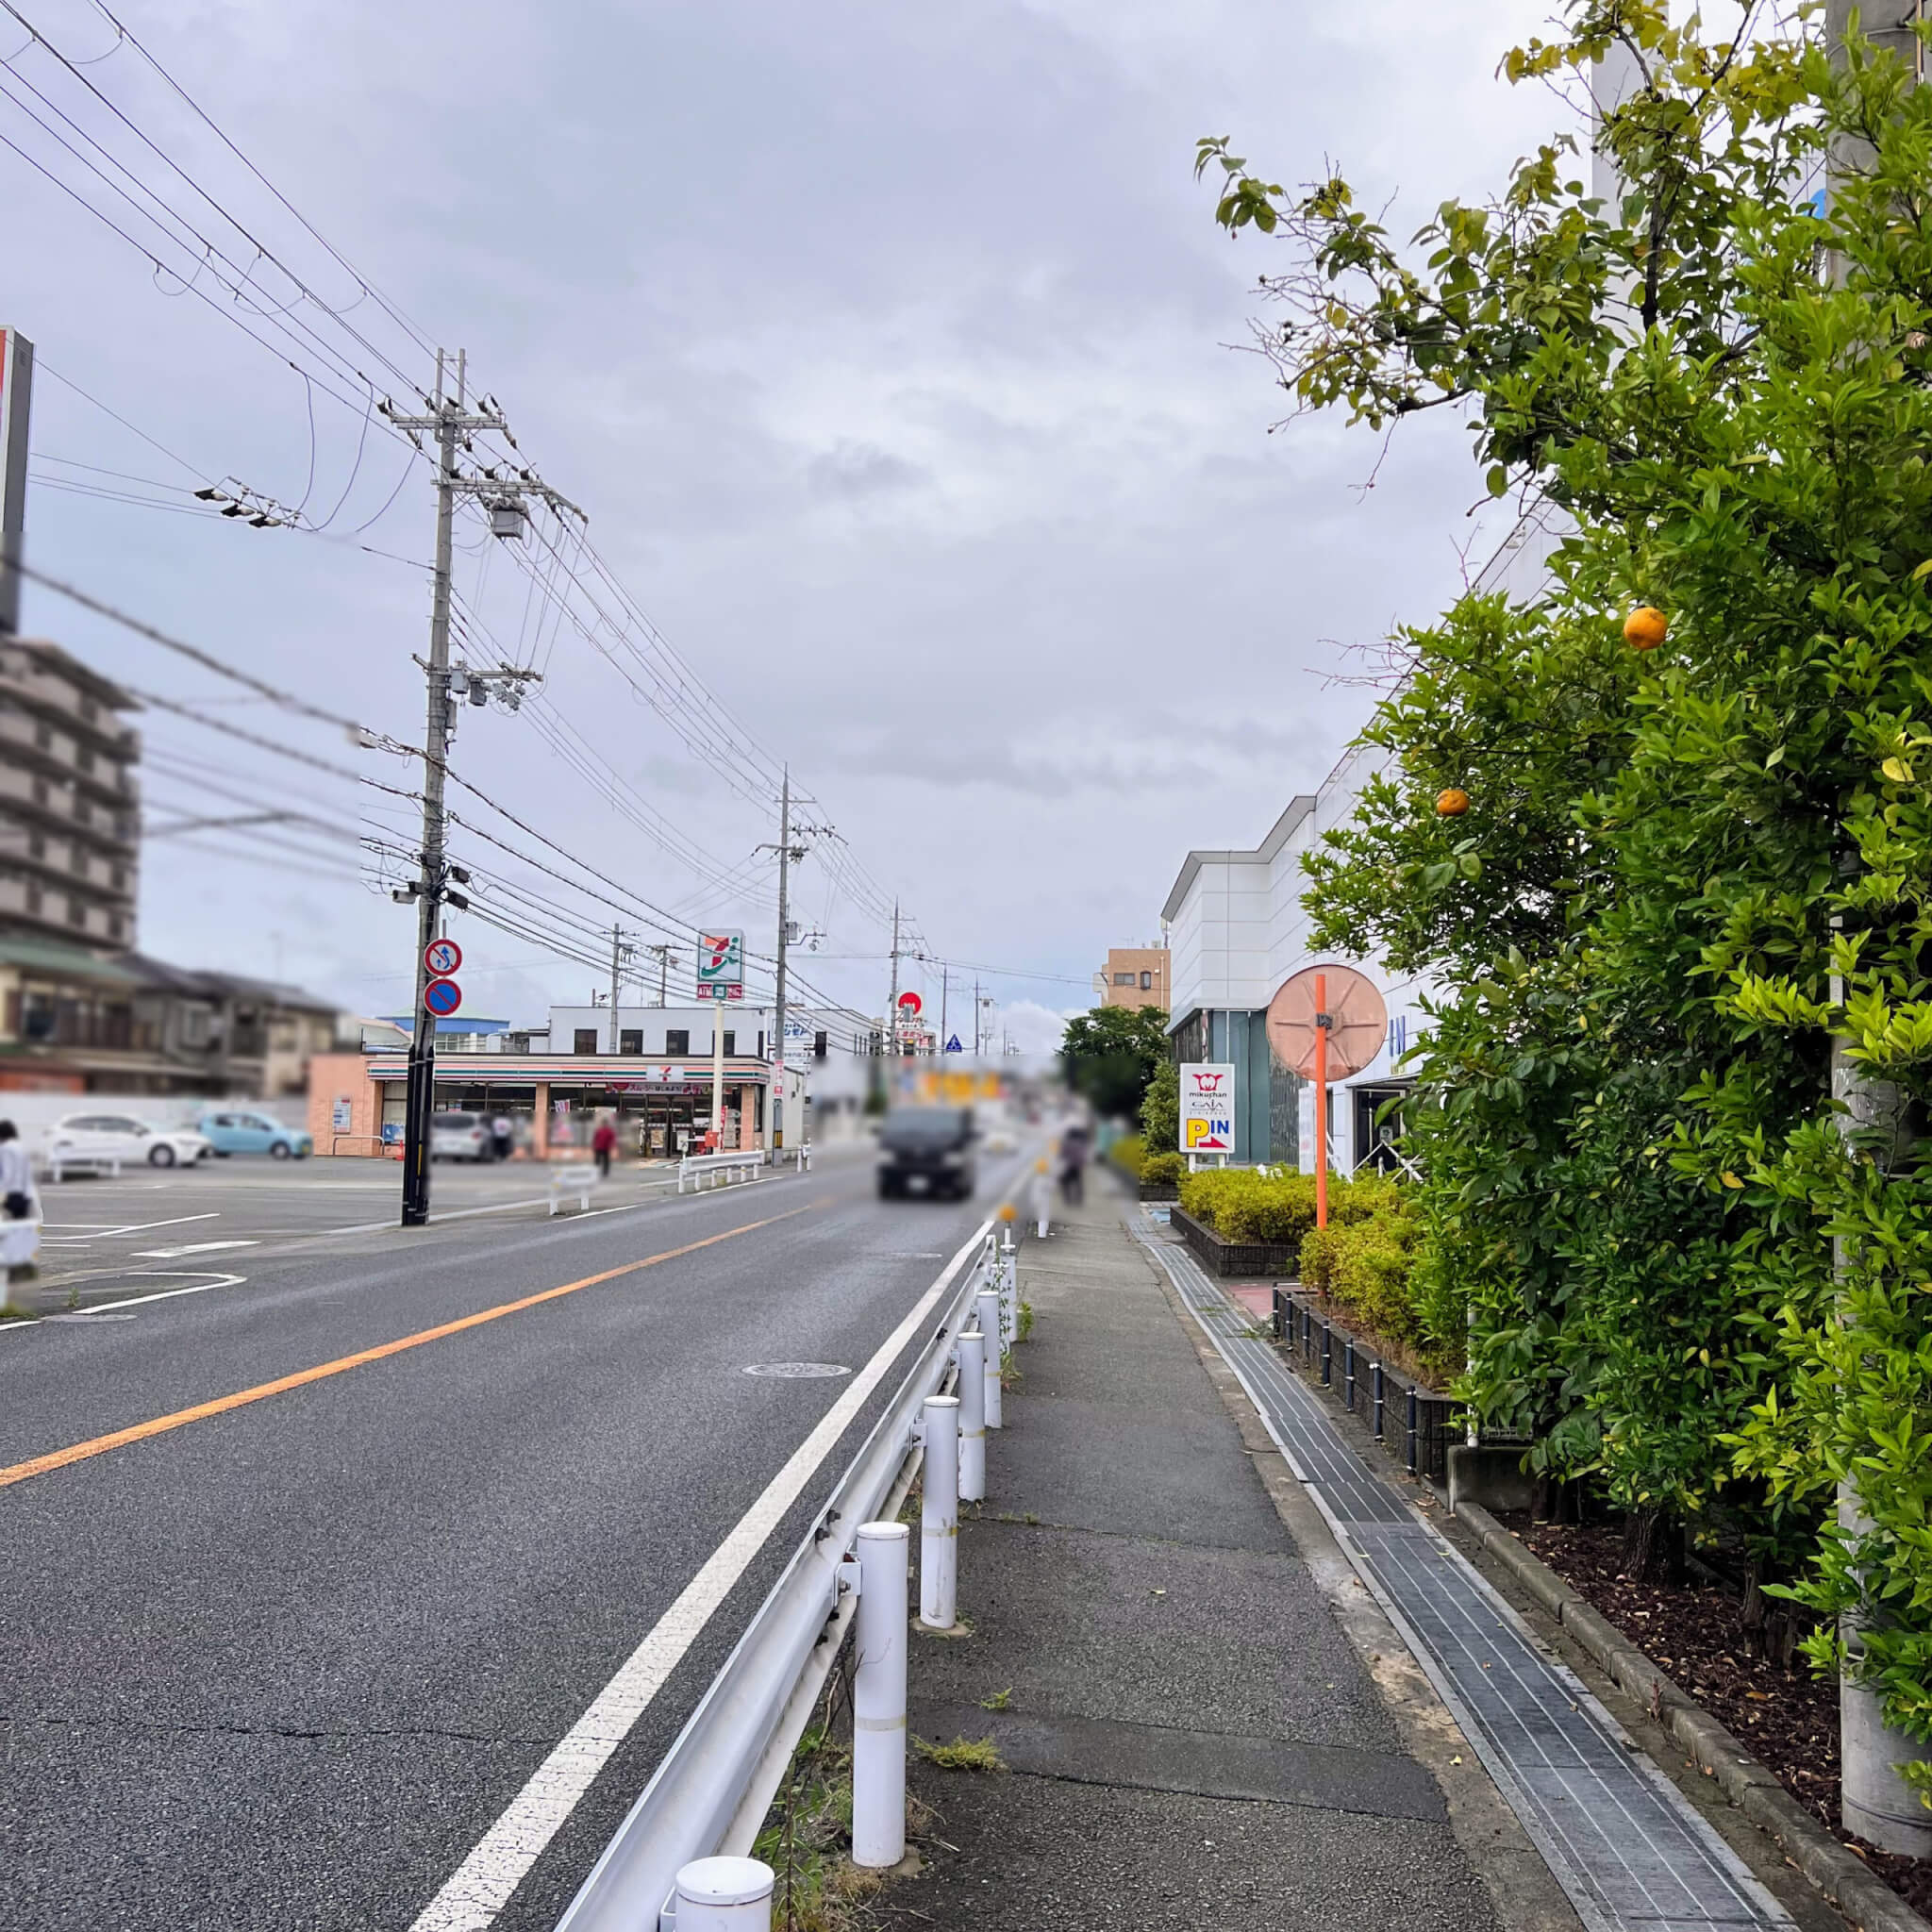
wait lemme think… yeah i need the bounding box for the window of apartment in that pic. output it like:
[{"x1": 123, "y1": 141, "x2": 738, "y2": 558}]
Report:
[
  {"x1": 108, "y1": 912, "x2": 125, "y2": 942},
  {"x1": 181, "y1": 1008, "x2": 210, "y2": 1048},
  {"x1": 66, "y1": 895, "x2": 85, "y2": 927},
  {"x1": 620, "y1": 1028, "x2": 642, "y2": 1054},
  {"x1": 73, "y1": 798, "x2": 91, "y2": 826},
  {"x1": 1113, "y1": 972, "x2": 1135, "y2": 986},
  {"x1": 24, "y1": 882, "x2": 41, "y2": 916},
  {"x1": 75, "y1": 746, "x2": 93, "y2": 775},
  {"x1": 78, "y1": 695, "x2": 97, "y2": 726},
  {"x1": 665, "y1": 1028, "x2": 690, "y2": 1056},
  {"x1": 72, "y1": 850, "x2": 88, "y2": 879},
  {"x1": 574, "y1": 1027, "x2": 599, "y2": 1054},
  {"x1": 30, "y1": 777, "x2": 45, "y2": 807},
  {"x1": 32, "y1": 721, "x2": 49, "y2": 751},
  {"x1": 26, "y1": 832, "x2": 42, "y2": 861},
  {"x1": 110, "y1": 864, "x2": 125, "y2": 891},
  {"x1": 722, "y1": 1030, "x2": 736, "y2": 1057},
  {"x1": 814, "y1": 1030, "x2": 828, "y2": 1059},
  {"x1": 1141, "y1": 971, "x2": 1153, "y2": 990}
]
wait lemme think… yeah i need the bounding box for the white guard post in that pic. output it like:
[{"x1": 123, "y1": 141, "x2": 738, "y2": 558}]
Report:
[
  {"x1": 1031, "y1": 1160, "x2": 1051, "y2": 1239},
  {"x1": 957, "y1": 1324, "x2": 986, "y2": 1504},
  {"x1": 851, "y1": 1522, "x2": 909, "y2": 1869},
  {"x1": 998, "y1": 1225, "x2": 1017, "y2": 1346},
  {"x1": 674, "y1": 1856, "x2": 774, "y2": 1932},
  {"x1": 977, "y1": 1287, "x2": 1003, "y2": 1430},
  {"x1": 920, "y1": 1394, "x2": 959, "y2": 1629}
]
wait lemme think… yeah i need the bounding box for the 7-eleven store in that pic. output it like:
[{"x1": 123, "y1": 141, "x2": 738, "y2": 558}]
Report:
[{"x1": 306, "y1": 1048, "x2": 780, "y2": 1158}]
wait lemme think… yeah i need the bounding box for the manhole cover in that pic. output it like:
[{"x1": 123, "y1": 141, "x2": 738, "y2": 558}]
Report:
[
  {"x1": 743, "y1": 1362, "x2": 851, "y2": 1379},
  {"x1": 43, "y1": 1311, "x2": 137, "y2": 1323}
]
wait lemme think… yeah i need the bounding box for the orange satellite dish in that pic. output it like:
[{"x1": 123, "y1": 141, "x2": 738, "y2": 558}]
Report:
[{"x1": 1266, "y1": 964, "x2": 1388, "y2": 1080}]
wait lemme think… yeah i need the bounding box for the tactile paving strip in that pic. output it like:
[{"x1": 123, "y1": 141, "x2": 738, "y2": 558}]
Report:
[{"x1": 1137, "y1": 1224, "x2": 1790, "y2": 1932}]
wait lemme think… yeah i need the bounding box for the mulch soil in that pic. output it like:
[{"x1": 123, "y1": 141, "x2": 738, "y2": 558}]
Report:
[{"x1": 1498, "y1": 1515, "x2": 1932, "y2": 1921}]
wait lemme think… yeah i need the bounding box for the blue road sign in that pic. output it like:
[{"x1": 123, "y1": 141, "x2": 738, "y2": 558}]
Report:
[
  {"x1": 424, "y1": 975, "x2": 463, "y2": 1018},
  {"x1": 945, "y1": 1034, "x2": 963, "y2": 1053}
]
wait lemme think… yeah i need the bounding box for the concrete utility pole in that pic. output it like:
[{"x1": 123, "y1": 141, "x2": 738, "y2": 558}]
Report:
[
  {"x1": 385, "y1": 349, "x2": 579, "y2": 1228},
  {"x1": 940, "y1": 964, "x2": 949, "y2": 1055},
  {"x1": 607, "y1": 924, "x2": 631, "y2": 1053},
  {"x1": 888, "y1": 900, "x2": 902, "y2": 1057},
  {"x1": 646, "y1": 943, "x2": 678, "y2": 1007},
  {"x1": 1824, "y1": 0, "x2": 1932, "y2": 1855},
  {"x1": 753, "y1": 769, "x2": 807, "y2": 1161}
]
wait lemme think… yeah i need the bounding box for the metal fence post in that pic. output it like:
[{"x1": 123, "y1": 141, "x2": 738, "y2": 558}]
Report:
[
  {"x1": 920, "y1": 1394, "x2": 959, "y2": 1630},
  {"x1": 958, "y1": 1325, "x2": 986, "y2": 1504},
  {"x1": 1373, "y1": 1360, "x2": 1385, "y2": 1441},
  {"x1": 675, "y1": 1857, "x2": 774, "y2": 1930},
  {"x1": 852, "y1": 1522, "x2": 908, "y2": 1869},
  {"x1": 1406, "y1": 1386, "x2": 1419, "y2": 1476},
  {"x1": 1321, "y1": 1324, "x2": 1332, "y2": 1388},
  {"x1": 1344, "y1": 1337, "x2": 1356, "y2": 1412},
  {"x1": 977, "y1": 1288, "x2": 1003, "y2": 1430},
  {"x1": 998, "y1": 1222, "x2": 1018, "y2": 1347}
]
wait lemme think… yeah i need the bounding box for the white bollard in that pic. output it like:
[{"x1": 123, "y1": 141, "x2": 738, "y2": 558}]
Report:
[
  {"x1": 852, "y1": 1521, "x2": 909, "y2": 1869},
  {"x1": 1033, "y1": 1169, "x2": 1051, "y2": 1239},
  {"x1": 920, "y1": 1394, "x2": 959, "y2": 1629},
  {"x1": 977, "y1": 1287, "x2": 1003, "y2": 1430},
  {"x1": 958, "y1": 1324, "x2": 986, "y2": 1503},
  {"x1": 999, "y1": 1227, "x2": 1018, "y2": 1346},
  {"x1": 675, "y1": 1856, "x2": 774, "y2": 1931}
]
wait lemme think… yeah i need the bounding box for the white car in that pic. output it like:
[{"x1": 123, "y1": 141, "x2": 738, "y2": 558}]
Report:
[
  {"x1": 429, "y1": 1110, "x2": 495, "y2": 1161},
  {"x1": 46, "y1": 1112, "x2": 213, "y2": 1172}
]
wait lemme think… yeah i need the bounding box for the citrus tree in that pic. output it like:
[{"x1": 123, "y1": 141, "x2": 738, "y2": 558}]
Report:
[{"x1": 1205, "y1": 0, "x2": 1932, "y2": 1782}]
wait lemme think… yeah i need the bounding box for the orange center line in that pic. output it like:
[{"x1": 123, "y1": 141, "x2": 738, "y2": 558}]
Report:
[{"x1": 0, "y1": 1203, "x2": 815, "y2": 1492}]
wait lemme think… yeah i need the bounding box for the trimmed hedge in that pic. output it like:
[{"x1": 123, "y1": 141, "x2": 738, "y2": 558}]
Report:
[
  {"x1": 1109, "y1": 1135, "x2": 1145, "y2": 1179},
  {"x1": 1140, "y1": 1151, "x2": 1184, "y2": 1188}
]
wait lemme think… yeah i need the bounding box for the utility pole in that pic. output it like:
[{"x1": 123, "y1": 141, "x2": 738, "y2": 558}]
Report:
[
  {"x1": 385, "y1": 349, "x2": 579, "y2": 1228},
  {"x1": 755, "y1": 770, "x2": 813, "y2": 1163},
  {"x1": 607, "y1": 924, "x2": 631, "y2": 1052},
  {"x1": 940, "y1": 964, "x2": 949, "y2": 1056},
  {"x1": 973, "y1": 977, "x2": 982, "y2": 1055},
  {"x1": 646, "y1": 943, "x2": 678, "y2": 1007},
  {"x1": 888, "y1": 900, "x2": 902, "y2": 1057}
]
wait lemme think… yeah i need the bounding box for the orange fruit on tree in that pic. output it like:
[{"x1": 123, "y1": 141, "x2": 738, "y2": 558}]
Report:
[
  {"x1": 1624, "y1": 605, "x2": 1669, "y2": 651},
  {"x1": 1436, "y1": 788, "x2": 1470, "y2": 817}
]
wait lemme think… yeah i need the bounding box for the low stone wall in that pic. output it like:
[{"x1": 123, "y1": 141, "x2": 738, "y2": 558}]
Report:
[{"x1": 1169, "y1": 1203, "x2": 1301, "y2": 1277}]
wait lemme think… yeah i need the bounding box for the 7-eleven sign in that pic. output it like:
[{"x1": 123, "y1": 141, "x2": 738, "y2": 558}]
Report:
[{"x1": 695, "y1": 930, "x2": 742, "y2": 993}]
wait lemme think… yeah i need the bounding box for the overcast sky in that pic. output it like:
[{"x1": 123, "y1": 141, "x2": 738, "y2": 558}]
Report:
[{"x1": 6, "y1": 0, "x2": 1563, "y2": 1048}]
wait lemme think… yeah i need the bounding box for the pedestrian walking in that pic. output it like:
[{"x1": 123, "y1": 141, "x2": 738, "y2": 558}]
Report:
[
  {"x1": 0, "y1": 1120, "x2": 33, "y2": 1221},
  {"x1": 491, "y1": 1113, "x2": 513, "y2": 1163},
  {"x1": 591, "y1": 1113, "x2": 618, "y2": 1179},
  {"x1": 1058, "y1": 1121, "x2": 1090, "y2": 1207}
]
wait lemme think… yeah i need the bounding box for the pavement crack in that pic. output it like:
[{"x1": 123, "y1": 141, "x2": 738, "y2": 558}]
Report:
[{"x1": 0, "y1": 1711, "x2": 547, "y2": 1748}]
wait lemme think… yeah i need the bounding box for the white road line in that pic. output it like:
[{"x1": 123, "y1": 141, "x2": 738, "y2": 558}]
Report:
[
  {"x1": 408, "y1": 1218, "x2": 991, "y2": 1932},
  {"x1": 69, "y1": 1272, "x2": 250, "y2": 1312},
  {"x1": 130, "y1": 1240, "x2": 259, "y2": 1258},
  {"x1": 43, "y1": 1212, "x2": 221, "y2": 1243}
]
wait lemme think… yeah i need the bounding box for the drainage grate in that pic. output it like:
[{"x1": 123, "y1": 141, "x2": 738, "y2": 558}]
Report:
[{"x1": 1138, "y1": 1223, "x2": 1790, "y2": 1932}]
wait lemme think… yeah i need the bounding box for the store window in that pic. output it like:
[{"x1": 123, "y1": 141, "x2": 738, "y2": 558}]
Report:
[
  {"x1": 665, "y1": 1028, "x2": 690, "y2": 1055},
  {"x1": 620, "y1": 1028, "x2": 642, "y2": 1055},
  {"x1": 722, "y1": 1031, "x2": 736, "y2": 1057},
  {"x1": 574, "y1": 1028, "x2": 599, "y2": 1054}
]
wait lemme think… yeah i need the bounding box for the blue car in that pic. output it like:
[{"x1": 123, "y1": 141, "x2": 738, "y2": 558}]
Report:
[{"x1": 195, "y1": 1108, "x2": 314, "y2": 1159}]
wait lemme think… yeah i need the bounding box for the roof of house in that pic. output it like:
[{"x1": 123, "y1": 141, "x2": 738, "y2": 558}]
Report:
[{"x1": 0, "y1": 933, "x2": 144, "y2": 984}]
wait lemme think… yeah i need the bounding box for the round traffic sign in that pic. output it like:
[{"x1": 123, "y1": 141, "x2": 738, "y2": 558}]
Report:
[
  {"x1": 424, "y1": 938, "x2": 463, "y2": 976},
  {"x1": 896, "y1": 991, "x2": 923, "y2": 1016},
  {"x1": 424, "y1": 976, "x2": 463, "y2": 1018}
]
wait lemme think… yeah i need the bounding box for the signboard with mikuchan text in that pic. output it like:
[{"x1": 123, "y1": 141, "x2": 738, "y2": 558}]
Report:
[{"x1": 1179, "y1": 1062, "x2": 1236, "y2": 1156}]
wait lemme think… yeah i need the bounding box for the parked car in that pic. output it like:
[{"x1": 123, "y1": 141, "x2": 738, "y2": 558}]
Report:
[
  {"x1": 194, "y1": 1108, "x2": 314, "y2": 1159},
  {"x1": 429, "y1": 1110, "x2": 495, "y2": 1161},
  {"x1": 877, "y1": 1105, "x2": 977, "y2": 1201},
  {"x1": 45, "y1": 1112, "x2": 213, "y2": 1172}
]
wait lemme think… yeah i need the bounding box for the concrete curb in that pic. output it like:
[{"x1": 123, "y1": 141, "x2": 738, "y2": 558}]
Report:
[{"x1": 1454, "y1": 1500, "x2": 1932, "y2": 1932}]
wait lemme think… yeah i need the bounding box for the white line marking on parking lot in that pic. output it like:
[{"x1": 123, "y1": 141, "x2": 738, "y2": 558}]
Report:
[
  {"x1": 41, "y1": 1212, "x2": 221, "y2": 1244},
  {"x1": 407, "y1": 1217, "x2": 991, "y2": 1932},
  {"x1": 129, "y1": 1241, "x2": 258, "y2": 1258},
  {"x1": 0, "y1": 1273, "x2": 250, "y2": 1329}
]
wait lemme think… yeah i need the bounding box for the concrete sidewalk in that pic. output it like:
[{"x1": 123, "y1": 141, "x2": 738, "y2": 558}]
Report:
[{"x1": 874, "y1": 1181, "x2": 1574, "y2": 1932}]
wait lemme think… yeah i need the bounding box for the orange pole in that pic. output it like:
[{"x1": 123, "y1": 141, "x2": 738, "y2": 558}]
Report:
[{"x1": 1314, "y1": 972, "x2": 1329, "y2": 1229}]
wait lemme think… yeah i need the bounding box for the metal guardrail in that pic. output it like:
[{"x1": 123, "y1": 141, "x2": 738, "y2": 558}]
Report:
[
  {"x1": 556, "y1": 1221, "x2": 1000, "y2": 1932},
  {"x1": 676, "y1": 1150, "x2": 763, "y2": 1193}
]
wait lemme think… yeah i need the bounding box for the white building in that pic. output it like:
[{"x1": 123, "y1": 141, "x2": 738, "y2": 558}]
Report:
[{"x1": 1159, "y1": 506, "x2": 1561, "y2": 1174}]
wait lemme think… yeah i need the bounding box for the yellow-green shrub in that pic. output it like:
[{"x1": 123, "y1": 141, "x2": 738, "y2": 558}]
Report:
[
  {"x1": 1109, "y1": 1135, "x2": 1145, "y2": 1179},
  {"x1": 1140, "y1": 1151, "x2": 1185, "y2": 1188}
]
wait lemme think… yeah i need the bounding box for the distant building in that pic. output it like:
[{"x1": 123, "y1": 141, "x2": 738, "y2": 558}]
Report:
[
  {"x1": 0, "y1": 639, "x2": 140, "y2": 950},
  {"x1": 1093, "y1": 945, "x2": 1170, "y2": 1012}
]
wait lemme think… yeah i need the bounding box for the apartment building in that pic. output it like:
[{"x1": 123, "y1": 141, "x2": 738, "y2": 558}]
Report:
[
  {"x1": 0, "y1": 638, "x2": 139, "y2": 949},
  {"x1": 1094, "y1": 945, "x2": 1170, "y2": 1011}
]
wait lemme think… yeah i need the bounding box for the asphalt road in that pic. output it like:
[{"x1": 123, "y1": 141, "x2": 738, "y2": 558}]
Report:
[{"x1": 0, "y1": 1140, "x2": 1035, "y2": 1931}]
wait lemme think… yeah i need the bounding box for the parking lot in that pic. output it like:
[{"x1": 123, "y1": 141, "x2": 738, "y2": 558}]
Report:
[{"x1": 16, "y1": 1152, "x2": 705, "y2": 1311}]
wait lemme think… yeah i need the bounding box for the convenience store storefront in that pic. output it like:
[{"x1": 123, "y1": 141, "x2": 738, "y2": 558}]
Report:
[{"x1": 306, "y1": 1051, "x2": 773, "y2": 1158}]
